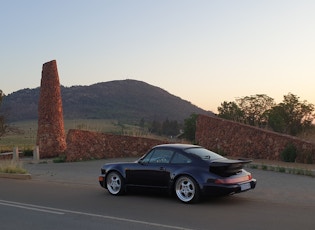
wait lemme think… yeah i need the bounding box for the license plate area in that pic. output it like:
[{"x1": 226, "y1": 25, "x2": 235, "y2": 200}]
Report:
[{"x1": 240, "y1": 182, "x2": 251, "y2": 191}]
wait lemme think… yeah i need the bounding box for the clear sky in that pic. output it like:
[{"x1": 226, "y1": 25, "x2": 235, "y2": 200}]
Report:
[{"x1": 1, "y1": 0, "x2": 315, "y2": 113}]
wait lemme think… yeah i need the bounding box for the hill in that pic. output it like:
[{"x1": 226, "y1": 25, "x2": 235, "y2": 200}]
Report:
[{"x1": 2, "y1": 79, "x2": 214, "y2": 123}]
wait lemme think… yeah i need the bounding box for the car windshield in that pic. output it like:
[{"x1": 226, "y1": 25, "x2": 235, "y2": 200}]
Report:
[{"x1": 185, "y1": 147, "x2": 225, "y2": 161}]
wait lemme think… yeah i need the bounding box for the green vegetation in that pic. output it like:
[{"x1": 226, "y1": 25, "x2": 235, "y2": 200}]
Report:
[
  {"x1": 280, "y1": 143, "x2": 297, "y2": 162},
  {"x1": 218, "y1": 93, "x2": 314, "y2": 136},
  {"x1": 183, "y1": 113, "x2": 198, "y2": 143},
  {"x1": 53, "y1": 154, "x2": 67, "y2": 163}
]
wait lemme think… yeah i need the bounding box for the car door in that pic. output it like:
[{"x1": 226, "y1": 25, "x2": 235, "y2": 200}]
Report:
[{"x1": 126, "y1": 149, "x2": 174, "y2": 188}]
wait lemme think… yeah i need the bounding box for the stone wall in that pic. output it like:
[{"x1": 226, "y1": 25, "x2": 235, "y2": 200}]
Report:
[
  {"x1": 195, "y1": 114, "x2": 315, "y2": 163},
  {"x1": 36, "y1": 60, "x2": 66, "y2": 158},
  {"x1": 65, "y1": 129, "x2": 168, "y2": 162}
]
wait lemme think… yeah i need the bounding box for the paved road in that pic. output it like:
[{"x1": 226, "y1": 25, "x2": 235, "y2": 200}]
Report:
[{"x1": 0, "y1": 159, "x2": 314, "y2": 230}]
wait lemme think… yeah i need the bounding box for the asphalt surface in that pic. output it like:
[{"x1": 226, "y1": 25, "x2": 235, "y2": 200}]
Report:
[
  {"x1": 21, "y1": 157, "x2": 315, "y2": 183},
  {"x1": 23, "y1": 158, "x2": 131, "y2": 184},
  {"x1": 1, "y1": 157, "x2": 314, "y2": 230}
]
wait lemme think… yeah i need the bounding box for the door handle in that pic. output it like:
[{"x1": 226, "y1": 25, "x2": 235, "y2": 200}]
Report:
[{"x1": 159, "y1": 167, "x2": 166, "y2": 171}]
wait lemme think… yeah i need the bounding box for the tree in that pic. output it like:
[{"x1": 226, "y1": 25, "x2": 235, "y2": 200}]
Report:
[
  {"x1": 236, "y1": 94, "x2": 275, "y2": 127},
  {"x1": 183, "y1": 113, "x2": 198, "y2": 142},
  {"x1": 218, "y1": 94, "x2": 275, "y2": 128},
  {"x1": 217, "y1": 92, "x2": 314, "y2": 136},
  {"x1": 161, "y1": 119, "x2": 179, "y2": 136},
  {"x1": 268, "y1": 93, "x2": 314, "y2": 135},
  {"x1": 266, "y1": 105, "x2": 287, "y2": 133},
  {"x1": 149, "y1": 120, "x2": 162, "y2": 135},
  {"x1": 148, "y1": 119, "x2": 180, "y2": 136},
  {"x1": 217, "y1": 101, "x2": 244, "y2": 122}
]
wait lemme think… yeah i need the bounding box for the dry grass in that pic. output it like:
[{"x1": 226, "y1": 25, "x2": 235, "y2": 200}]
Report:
[
  {"x1": 0, "y1": 160, "x2": 27, "y2": 174},
  {"x1": 0, "y1": 119, "x2": 129, "y2": 151}
]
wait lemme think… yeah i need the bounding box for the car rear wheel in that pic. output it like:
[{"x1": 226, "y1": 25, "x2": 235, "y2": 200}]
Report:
[
  {"x1": 106, "y1": 171, "x2": 125, "y2": 195},
  {"x1": 175, "y1": 176, "x2": 200, "y2": 203}
]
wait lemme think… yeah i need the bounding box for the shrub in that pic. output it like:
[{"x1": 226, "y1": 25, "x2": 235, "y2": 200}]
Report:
[
  {"x1": 22, "y1": 149, "x2": 33, "y2": 157},
  {"x1": 280, "y1": 144, "x2": 297, "y2": 162},
  {"x1": 53, "y1": 154, "x2": 67, "y2": 163},
  {"x1": 250, "y1": 164, "x2": 258, "y2": 169},
  {"x1": 278, "y1": 167, "x2": 286, "y2": 173}
]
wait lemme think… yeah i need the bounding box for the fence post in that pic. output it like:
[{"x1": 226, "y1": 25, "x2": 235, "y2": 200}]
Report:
[
  {"x1": 33, "y1": 146, "x2": 40, "y2": 161},
  {"x1": 13, "y1": 147, "x2": 19, "y2": 161}
]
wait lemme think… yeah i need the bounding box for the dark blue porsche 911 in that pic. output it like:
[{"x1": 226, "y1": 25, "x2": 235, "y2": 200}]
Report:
[{"x1": 98, "y1": 144, "x2": 256, "y2": 203}]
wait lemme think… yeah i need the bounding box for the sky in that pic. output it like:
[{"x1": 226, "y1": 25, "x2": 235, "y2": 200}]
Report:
[{"x1": 1, "y1": 0, "x2": 315, "y2": 113}]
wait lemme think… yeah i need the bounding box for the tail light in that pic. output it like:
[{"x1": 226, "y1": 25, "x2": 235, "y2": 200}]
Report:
[{"x1": 215, "y1": 174, "x2": 252, "y2": 184}]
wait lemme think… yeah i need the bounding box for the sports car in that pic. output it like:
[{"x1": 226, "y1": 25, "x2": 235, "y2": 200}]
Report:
[{"x1": 98, "y1": 143, "x2": 256, "y2": 203}]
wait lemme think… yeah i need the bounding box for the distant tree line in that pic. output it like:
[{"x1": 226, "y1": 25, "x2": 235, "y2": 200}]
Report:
[
  {"x1": 217, "y1": 93, "x2": 315, "y2": 136},
  {"x1": 141, "y1": 114, "x2": 198, "y2": 141},
  {"x1": 147, "y1": 118, "x2": 182, "y2": 137}
]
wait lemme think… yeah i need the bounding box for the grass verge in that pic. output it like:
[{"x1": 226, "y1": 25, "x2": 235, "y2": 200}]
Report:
[
  {"x1": 248, "y1": 163, "x2": 314, "y2": 177},
  {"x1": 0, "y1": 160, "x2": 28, "y2": 174}
]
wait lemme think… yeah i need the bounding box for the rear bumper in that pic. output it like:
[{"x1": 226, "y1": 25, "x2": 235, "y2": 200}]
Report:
[{"x1": 202, "y1": 179, "x2": 257, "y2": 196}]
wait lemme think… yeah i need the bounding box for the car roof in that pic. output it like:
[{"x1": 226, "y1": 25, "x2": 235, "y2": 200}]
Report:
[{"x1": 154, "y1": 143, "x2": 201, "y2": 150}]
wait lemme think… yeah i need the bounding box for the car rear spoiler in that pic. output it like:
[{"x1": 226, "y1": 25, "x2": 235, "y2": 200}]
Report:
[{"x1": 210, "y1": 159, "x2": 252, "y2": 176}]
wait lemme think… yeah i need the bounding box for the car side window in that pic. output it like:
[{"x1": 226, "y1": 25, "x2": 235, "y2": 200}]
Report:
[
  {"x1": 148, "y1": 149, "x2": 174, "y2": 164},
  {"x1": 141, "y1": 150, "x2": 154, "y2": 164},
  {"x1": 171, "y1": 152, "x2": 192, "y2": 164}
]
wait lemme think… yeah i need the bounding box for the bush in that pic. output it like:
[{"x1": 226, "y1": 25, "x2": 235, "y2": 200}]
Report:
[
  {"x1": 280, "y1": 144, "x2": 297, "y2": 162},
  {"x1": 22, "y1": 149, "x2": 33, "y2": 157},
  {"x1": 53, "y1": 154, "x2": 67, "y2": 163}
]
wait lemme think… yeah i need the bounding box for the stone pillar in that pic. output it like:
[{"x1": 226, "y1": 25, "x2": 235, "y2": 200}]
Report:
[
  {"x1": 36, "y1": 60, "x2": 66, "y2": 158},
  {"x1": 13, "y1": 147, "x2": 19, "y2": 161},
  {"x1": 33, "y1": 145, "x2": 40, "y2": 161}
]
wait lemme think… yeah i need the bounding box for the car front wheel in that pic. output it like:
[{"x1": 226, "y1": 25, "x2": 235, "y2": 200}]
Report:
[
  {"x1": 175, "y1": 176, "x2": 200, "y2": 203},
  {"x1": 106, "y1": 171, "x2": 125, "y2": 195}
]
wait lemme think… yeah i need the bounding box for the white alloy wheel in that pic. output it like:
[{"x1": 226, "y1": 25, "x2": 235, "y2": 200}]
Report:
[
  {"x1": 175, "y1": 176, "x2": 199, "y2": 203},
  {"x1": 106, "y1": 171, "x2": 124, "y2": 195}
]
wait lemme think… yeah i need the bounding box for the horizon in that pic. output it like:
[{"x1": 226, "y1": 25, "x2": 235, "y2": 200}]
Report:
[{"x1": 4, "y1": 78, "x2": 313, "y2": 115}]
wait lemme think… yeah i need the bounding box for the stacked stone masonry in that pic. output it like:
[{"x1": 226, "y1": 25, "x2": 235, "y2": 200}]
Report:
[
  {"x1": 36, "y1": 60, "x2": 66, "y2": 158},
  {"x1": 195, "y1": 114, "x2": 315, "y2": 163},
  {"x1": 66, "y1": 129, "x2": 167, "y2": 162}
]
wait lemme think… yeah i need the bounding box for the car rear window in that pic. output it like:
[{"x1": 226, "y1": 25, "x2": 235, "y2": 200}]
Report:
[
  {"x1": 171, "y1": 152, "x2": 192, "y2": 164},
  {"x1": 185, "y1": 147, "x2": 225, "y2": 161}
]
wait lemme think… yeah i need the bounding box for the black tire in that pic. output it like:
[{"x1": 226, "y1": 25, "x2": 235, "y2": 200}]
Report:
[
  {"x1": 106, "y1": 171, "x2": 125, "y2": 195},
  {"x1": 175, "y1": 175, "x2": 200, "y2": 203}
]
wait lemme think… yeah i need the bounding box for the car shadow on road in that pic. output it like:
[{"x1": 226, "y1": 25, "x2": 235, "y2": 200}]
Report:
[{"x1": 97, "y1": 187, "x2": 254, "y2": 206}]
